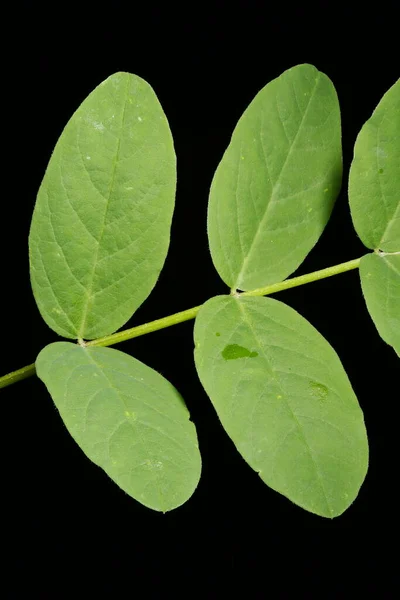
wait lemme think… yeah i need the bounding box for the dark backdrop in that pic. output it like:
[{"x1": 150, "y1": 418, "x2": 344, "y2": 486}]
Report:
[{"x1": 3, "y1": 2, "x2": 398, "y2": 597}]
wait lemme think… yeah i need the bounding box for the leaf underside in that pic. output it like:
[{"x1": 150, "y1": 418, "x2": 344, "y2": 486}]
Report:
[
  {"x1": 27, "y1": 65, "x2": 383, "y2": 520},
  {"x1": 359, "y1": 253, "x2": 400, "y2": 356},
  {"x1": 194, "y1": 295, "x2": 368, "y2": 518},
  {"x1": 349, "y1": 78, "x2": 400, "y2": 252},
  {"x1": 29, "y1": 72, "x2": 176, "y2": 340},
  {"x1": 36, "y1": 342, "x2": 201, "y2": 512},
  {"x1": 207, "y1": 63, "x2": 342, "y2": 291}
]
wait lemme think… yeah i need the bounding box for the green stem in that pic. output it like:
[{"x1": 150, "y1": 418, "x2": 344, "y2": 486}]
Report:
[
  {"x1": 0, "y1": 257, "x2": 362, "y2": 389},
  {"x1": 0, "y1": 363, "x2": 36, "y2": 389},
  {"x1": 86, "y1": 305, "x2": 203, "y2": 348},
  {"x1": 239, "y1": 257, "x2": 361, "y2": 297}
]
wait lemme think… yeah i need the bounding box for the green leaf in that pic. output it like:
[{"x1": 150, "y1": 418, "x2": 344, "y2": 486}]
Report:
[
  {"x1": 359, "y1": 252, "x2": 400, "y2": 356},
  {"x1": 349, "y1": 78, "x2": 400, "y2": 252},
  {"x1": 207, "y1": 63, "x2": 342, "y2": 291},
  {"x1": 29, "y1": 72, "x2": 176, "y2": 340},
  {"x1": 194, "y1": 295, "x2": 368, "y2": 518},
  {"x1": 36, "y1": 342, "x2": 201, "y2": 512}
]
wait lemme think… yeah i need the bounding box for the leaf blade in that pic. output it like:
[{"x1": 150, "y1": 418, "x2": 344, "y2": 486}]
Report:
[
  {"x1": 349, "y1": 78, "x2": 400, "y2": 251},
  {"x1": 194, "y1": 295, "x2": 368, "y2": 517},
  {"x1": 36, "y1": 342, "x2": 201, "y2": 512},
  {"x1": 207, "y1": 63, "x2": 342, "y2": 291},
  {"x1": 29, "y1": 72, "x2": 176, "y2": 339},
  {"x1": 359, "y1": 252, "x2": 400, "y2": 356}
]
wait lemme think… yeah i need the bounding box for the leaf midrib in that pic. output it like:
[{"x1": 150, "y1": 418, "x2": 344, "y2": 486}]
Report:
[
  {"x1": 73, "y1": 346, "x2": 168, "y2": 511},
  {"x1": 233, "y1": 74, "x2": 320, "y2": 291},
  {"x1": 376, "y1": 109, "x2": 400, "y2": 250},
  {"x1": 78, "y1": 76, "x2": 130, "y2": 339},
  {"x1": 236, "y1": 298, "x2": 333, "y2": 517}
]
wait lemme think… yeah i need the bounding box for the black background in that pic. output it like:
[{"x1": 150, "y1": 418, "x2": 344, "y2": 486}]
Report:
[{"x1": 2, "y1": 1, "x2": 398, "y2": 597}]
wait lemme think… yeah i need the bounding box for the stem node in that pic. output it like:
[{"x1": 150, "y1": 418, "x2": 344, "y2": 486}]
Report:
[{"x1": 0, "y1": 257, "x2": 362, "y2": 389}]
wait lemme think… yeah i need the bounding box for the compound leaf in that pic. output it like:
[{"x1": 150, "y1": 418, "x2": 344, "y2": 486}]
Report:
[
  {"x1": 207, "y1": 63, "x2": 342, "y2": 291},
  {"x1": 349, "y1": 78, "x2": 400, "y2": 252},
  {"x1": 29, "y1": 72, "x2": 176, "y2": 340},
  {"x1": 36, "y1": 342, "x2": 201, "y2": 512},
  {"x1": 194, "y1": 295, "x2": 368, "y2": 518},
  {"x1": 359, "y1": 252, "x2": 400, "y2": 356}
]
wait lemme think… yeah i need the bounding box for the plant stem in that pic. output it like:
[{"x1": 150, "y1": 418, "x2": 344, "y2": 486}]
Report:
[
  {"x1": 0, "y1": 257, "x2": 362, "y2": 389},
  {"x1": 239, "y1": 257, "x2": 361, "y2": 297},
  {"x1": 0, "y1": 363, "x2": 36, "y2": 389},
  {"x1": 86, "y1": 305, "x2": 203, "y2": 348}
]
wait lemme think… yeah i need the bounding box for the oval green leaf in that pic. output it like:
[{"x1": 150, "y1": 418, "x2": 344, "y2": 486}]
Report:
[
  {"x1": 349, "y1": 78, "x2": 400, "y2": 252},
  {"x1": 29, "y1": 72, "x2": 176, "y2": 340},
  {"x1": 36, "y1": 342, "x2": 201, "y2": 512},
  {"x1": 359, "y1": 252, "x2": 400, "y2": 356},
  {"x1": 207, "y1": 63, "x2": 342, "y2": 291},
  {"x1": 194, "y1": 295, "x2": 368, "y2": 518}
]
